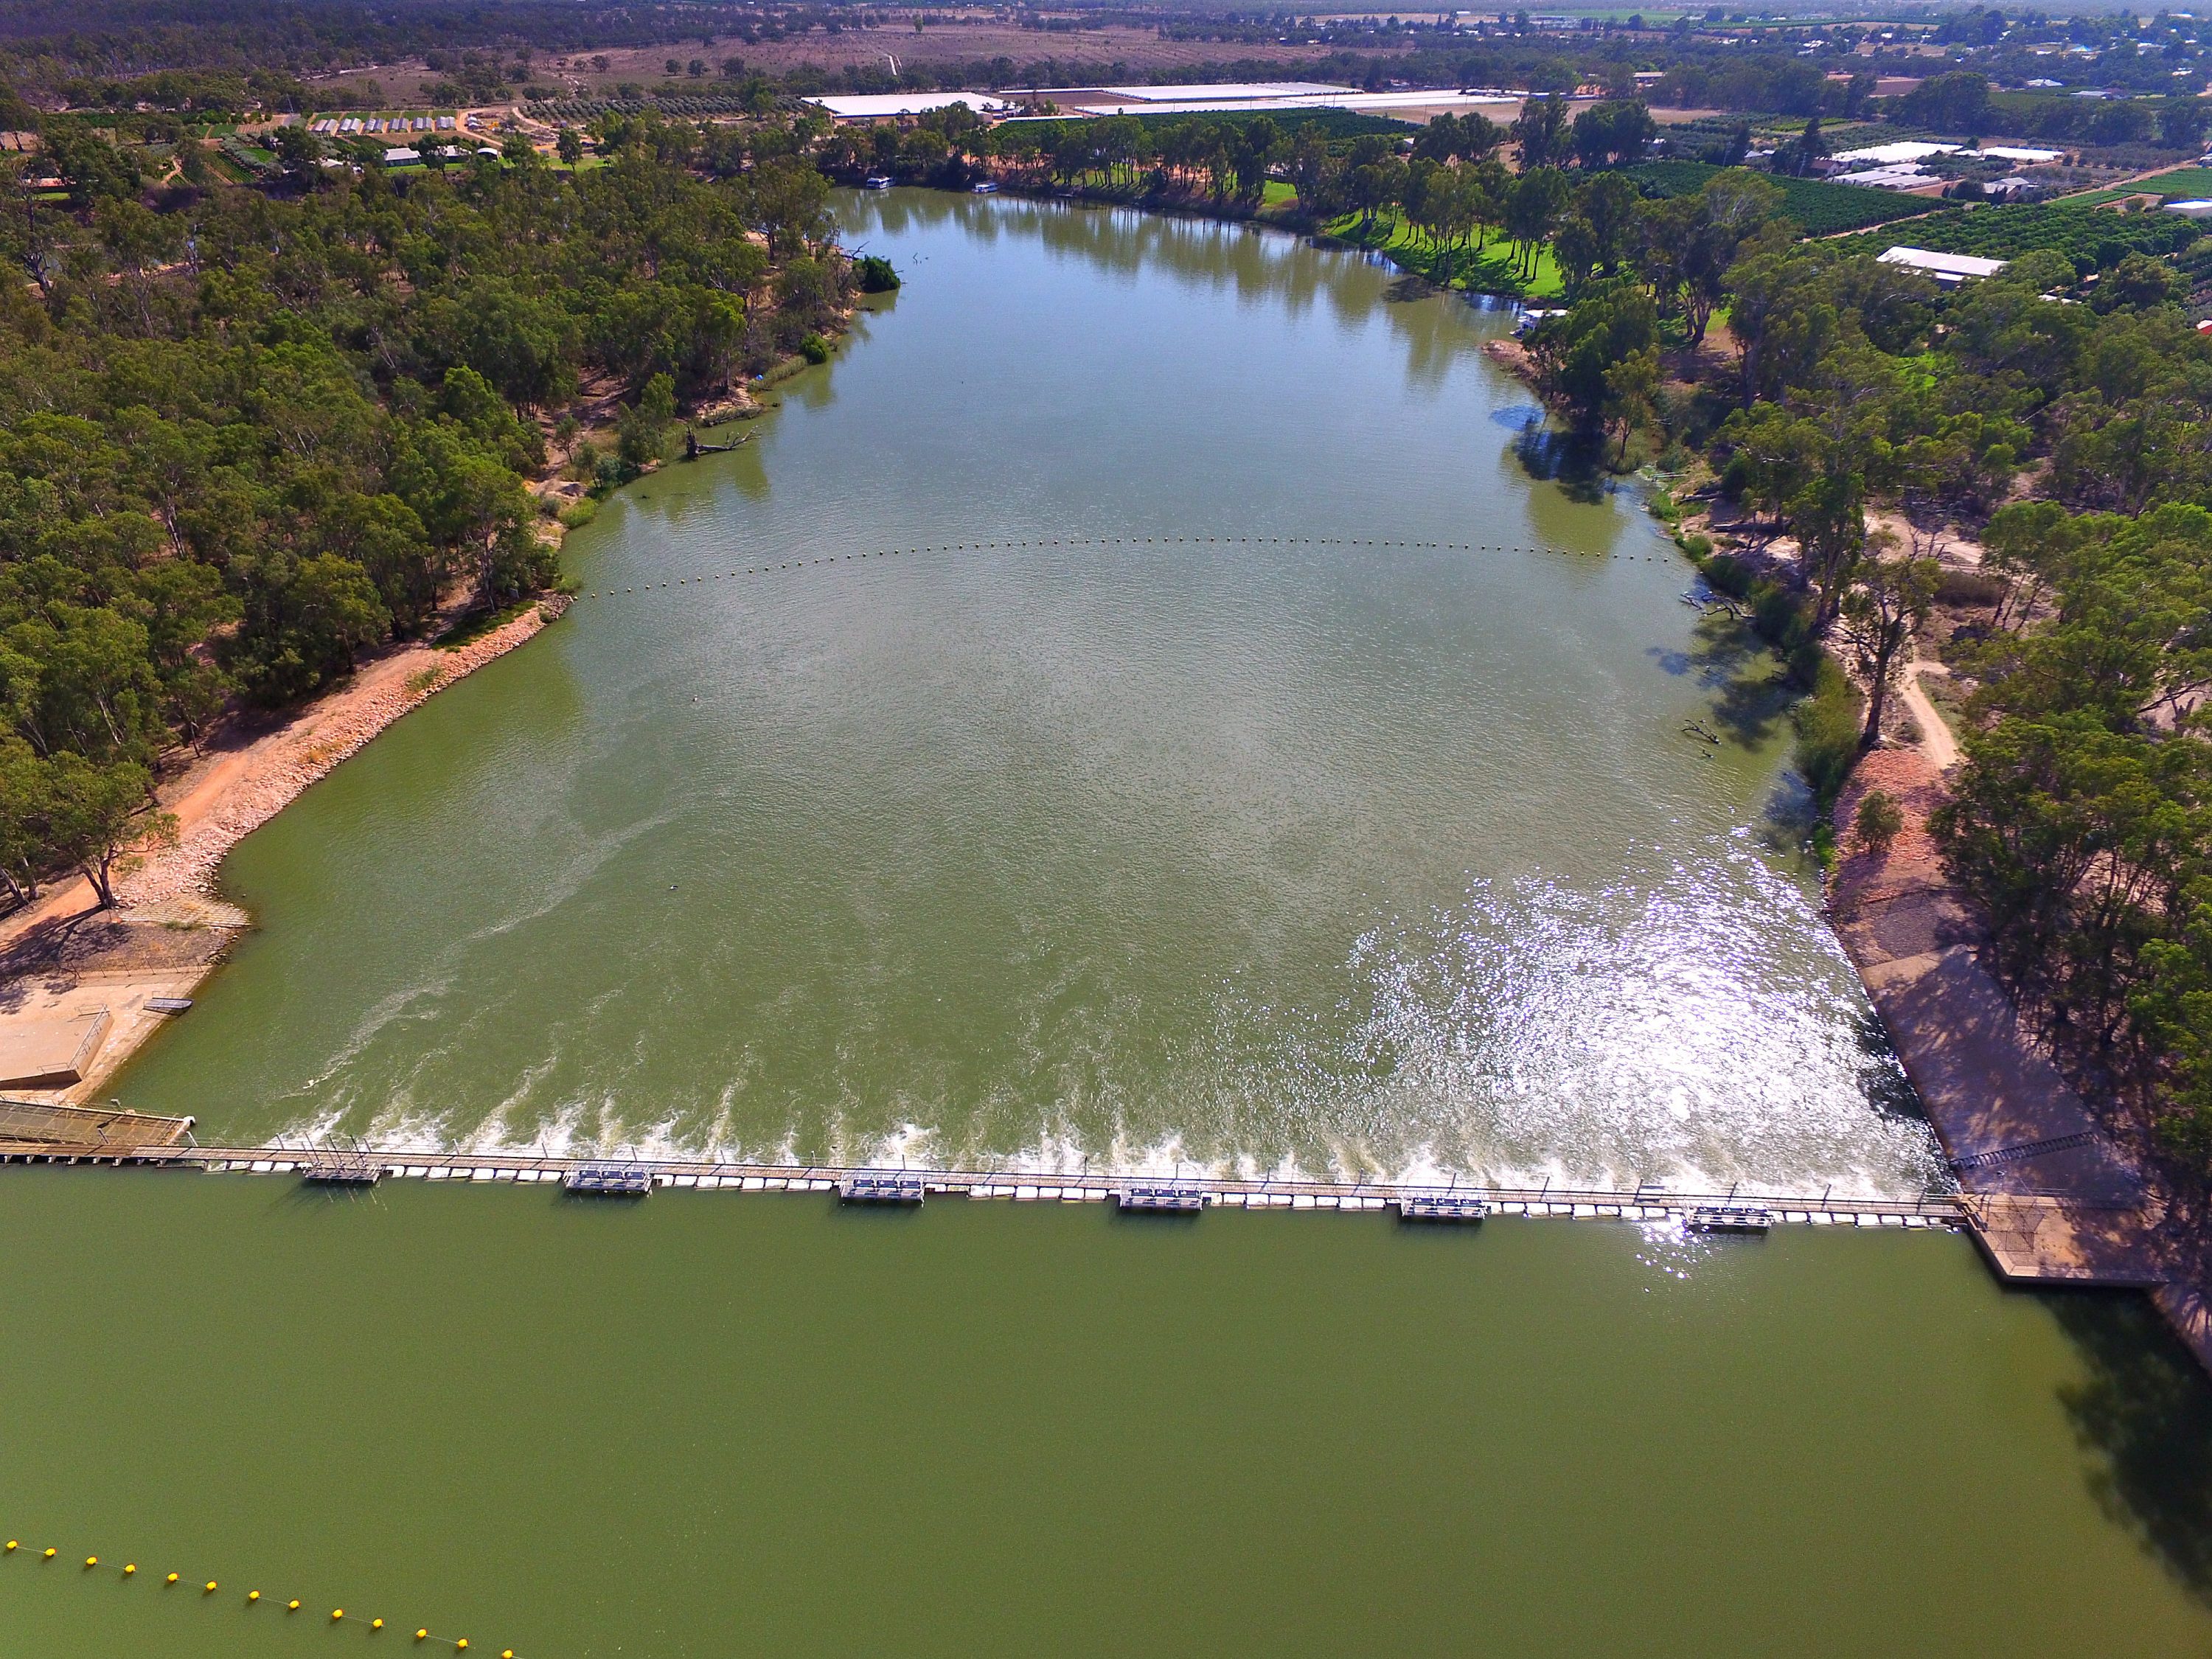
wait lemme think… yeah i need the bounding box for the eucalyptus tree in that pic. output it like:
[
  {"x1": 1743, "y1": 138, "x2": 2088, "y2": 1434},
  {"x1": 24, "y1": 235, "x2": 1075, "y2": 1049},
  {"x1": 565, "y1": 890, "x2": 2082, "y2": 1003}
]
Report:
[{"x1": 1511, "y1": 94, "x2": 1571, "y2": 172}]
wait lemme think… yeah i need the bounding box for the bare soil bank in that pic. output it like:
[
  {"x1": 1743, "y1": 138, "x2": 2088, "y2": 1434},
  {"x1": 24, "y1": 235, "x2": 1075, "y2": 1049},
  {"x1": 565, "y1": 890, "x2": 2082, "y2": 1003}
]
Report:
[{"x1": 0, "y1": 598, "x2": 566, "y2": 1102}]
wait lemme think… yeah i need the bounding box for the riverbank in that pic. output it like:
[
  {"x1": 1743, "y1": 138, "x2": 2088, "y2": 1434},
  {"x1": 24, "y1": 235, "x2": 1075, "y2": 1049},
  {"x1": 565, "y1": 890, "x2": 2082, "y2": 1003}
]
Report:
[
  {"x1": 967, "y1": 173, "x2": 1565, "y2": 300},
  {"x1": 1482, "y1": 316, "x2": 2212, "y2": 1371},
  {"x1": 0, "y1": 260, "x2": 870, "y2": 1104},
  {"x1": 1828, "y1": 745, "x2": 2212, "y2": 1375},
  {"x1": 0, "y1": 597, "x2": 568, "y2": 1102}
]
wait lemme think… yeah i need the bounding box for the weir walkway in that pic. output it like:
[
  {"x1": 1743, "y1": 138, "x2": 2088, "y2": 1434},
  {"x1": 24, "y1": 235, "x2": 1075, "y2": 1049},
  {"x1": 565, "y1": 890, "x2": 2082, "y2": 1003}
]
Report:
[{"x1": 0, "y1": 1126, "x2": 1970, "y2": 1231}]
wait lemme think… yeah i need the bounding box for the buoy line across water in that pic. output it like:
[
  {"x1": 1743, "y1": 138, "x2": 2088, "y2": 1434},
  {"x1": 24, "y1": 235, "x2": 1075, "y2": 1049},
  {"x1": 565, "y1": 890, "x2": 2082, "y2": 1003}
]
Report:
[
  {"x1": 563, "y1": 535, "x2": 1696, "y2": 599},
  {"x1": 2, "y1": 1537, "x2": 515, "y2": 1656}
]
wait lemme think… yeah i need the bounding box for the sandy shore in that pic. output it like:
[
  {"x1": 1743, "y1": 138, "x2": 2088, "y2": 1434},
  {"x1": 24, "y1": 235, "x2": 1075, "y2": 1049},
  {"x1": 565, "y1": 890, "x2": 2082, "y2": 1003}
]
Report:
[{"x1": 0, "y1": 596, "x2": 568, "y2": 1102}]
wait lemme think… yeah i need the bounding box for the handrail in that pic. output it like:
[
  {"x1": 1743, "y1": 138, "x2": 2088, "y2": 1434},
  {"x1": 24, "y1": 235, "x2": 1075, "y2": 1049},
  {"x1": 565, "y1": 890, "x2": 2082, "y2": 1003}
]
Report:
[{"x1": 83, "y1": 1144, "x2": 1972, "y2": 1219}]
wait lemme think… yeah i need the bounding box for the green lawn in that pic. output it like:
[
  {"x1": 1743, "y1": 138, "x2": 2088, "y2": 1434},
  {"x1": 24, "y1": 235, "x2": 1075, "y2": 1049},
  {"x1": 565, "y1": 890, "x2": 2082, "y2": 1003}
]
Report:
[
  {"x1": 2061, "y1": 166, "x2": 2212, "y2": 206},
  {"x1": 1326, "y1": 212, "x2": 1565, "y2": 299}
]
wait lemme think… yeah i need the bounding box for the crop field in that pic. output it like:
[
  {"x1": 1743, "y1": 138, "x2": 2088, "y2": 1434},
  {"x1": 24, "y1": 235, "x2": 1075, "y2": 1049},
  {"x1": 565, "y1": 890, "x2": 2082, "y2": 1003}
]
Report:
[
  {"x1": 2061, "y1": 166, "x2": 2212, "y2": 206},
  {"x1": 1624, "y1": 160, "x2": 1935, "y2": 235},
  {"x1": 1831, "y1": 201, "x2": 2203, "y2": 267}
]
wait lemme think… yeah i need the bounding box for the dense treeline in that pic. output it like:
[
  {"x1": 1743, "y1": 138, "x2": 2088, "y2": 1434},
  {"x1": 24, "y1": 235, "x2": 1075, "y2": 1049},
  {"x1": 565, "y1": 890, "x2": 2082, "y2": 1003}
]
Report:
[
  {"x1": 827, "y1": 97, "x2": 1673, "y2": 276},
  {"x1": 0, "y1": 113, "x2": 843, "y2": 908},
  {"x1": 1936, "y1": 504, "x2": 2212, "y2": 1178},
  {"x1": 1503, "y1": 170, "x2": 2212, "y2": 1182},
  {"x1": 1894, "y1": 70, "x2": 2212, "y2": 152}
]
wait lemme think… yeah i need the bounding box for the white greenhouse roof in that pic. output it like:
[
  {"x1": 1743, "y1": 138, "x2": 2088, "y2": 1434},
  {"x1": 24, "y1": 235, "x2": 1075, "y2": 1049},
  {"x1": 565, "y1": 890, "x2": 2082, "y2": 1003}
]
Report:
[
  {"x1": 1877, "y1": 246, "x2": 2008, "y2": 282},
  {"x1": 1833, "y1": 141, "x2": 1960, "y2": 164},
  {"x1": 1094, "y1": 82, "x2": 1354, "y2": 101},
  {"x1": 808, "y1": 92, "x2": 1015, "y2": 119}
]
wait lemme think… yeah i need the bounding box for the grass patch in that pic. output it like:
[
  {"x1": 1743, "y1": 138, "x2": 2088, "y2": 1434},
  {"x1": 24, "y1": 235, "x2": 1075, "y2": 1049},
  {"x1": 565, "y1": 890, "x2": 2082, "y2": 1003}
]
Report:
[
  {"x1": 433, "y1": 599, "x2": 535, "y2": 651},
  {"x1": 2060, "y1": 166, "x2": 2212, "y2": 206},
  {"x1": 1919, "y1": 669, "x2": 1971, "y2": 743},
  {"x1": 1325, "y1": 212, "x2": 1564, "y2": 298}
]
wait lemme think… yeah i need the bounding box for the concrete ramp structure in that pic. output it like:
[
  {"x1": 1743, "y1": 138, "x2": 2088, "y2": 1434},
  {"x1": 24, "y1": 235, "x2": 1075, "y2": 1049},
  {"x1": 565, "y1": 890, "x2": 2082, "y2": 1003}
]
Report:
[
  {"x1": 0, "y1": 1007, "x2": 111, "y2": 1090},
  {"x1": 1832, "y1": 748, "x2": 2177, "y2": 1301},
  {"x1": 0, "y1": 1097, "x2": 195, "y2": 1158}
]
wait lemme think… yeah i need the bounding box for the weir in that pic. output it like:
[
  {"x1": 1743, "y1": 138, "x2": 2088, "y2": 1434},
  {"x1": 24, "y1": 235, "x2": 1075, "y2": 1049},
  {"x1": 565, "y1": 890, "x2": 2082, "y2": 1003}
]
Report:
[
  {"x1": 0, "y1": 1099, "x2": 195, "y2": 1159},
  {"x1": 0, "y1": 1137, "x2": 1972, "y2": 1232}
]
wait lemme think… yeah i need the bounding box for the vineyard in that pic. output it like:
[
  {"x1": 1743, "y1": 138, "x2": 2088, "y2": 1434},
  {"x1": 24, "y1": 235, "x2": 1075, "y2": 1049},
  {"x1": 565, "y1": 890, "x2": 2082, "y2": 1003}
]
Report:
[
  {"x1": 1624, "y1": 160, "x2": 1933, "y2": 235},
  {"x1": 528, "y1": 91, "x2": 772, "y2": 120},
  {"x1": 1831, "y1": 201, "x2": 2204, "y2": 268}
]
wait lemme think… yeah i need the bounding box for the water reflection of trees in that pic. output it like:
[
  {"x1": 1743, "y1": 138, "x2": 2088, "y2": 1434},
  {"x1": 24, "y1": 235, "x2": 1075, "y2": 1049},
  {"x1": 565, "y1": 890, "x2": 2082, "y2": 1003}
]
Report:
[
  {"x1": 841, "y1": 190, "x2": 1495, "y2": 391},
  {"x1": 1509, "y1": 416, "x2": 1608, "y2": 505},
  {"x1": 2054, "y1": 1293, "x2": 2212, "y2": 1607}
]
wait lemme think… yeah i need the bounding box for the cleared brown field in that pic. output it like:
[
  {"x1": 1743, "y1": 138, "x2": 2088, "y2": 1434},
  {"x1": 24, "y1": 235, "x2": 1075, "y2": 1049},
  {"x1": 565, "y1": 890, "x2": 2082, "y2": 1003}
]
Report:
[{"x1": 307, "y1": 18, "x2": 1363, "y2": 105}]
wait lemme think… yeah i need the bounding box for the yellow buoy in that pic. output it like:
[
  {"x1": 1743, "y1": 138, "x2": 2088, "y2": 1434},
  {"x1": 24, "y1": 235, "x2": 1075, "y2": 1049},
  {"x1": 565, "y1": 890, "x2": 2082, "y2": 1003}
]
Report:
[
  {"x1": 42, "y1": 1548, "x2": 55, "y2": 1559},
  {"x1": 333, "y1": 1609, "x2": 344, "y2": 1621},
  {"x1": 373, "y1": 1618, "x2": 385, "y2": 1630},
  {"x1": 288, "y1": 1601, "x2": 301, "y2": 1612},
  {"x1": 205, "y1": 1581, "x2": 218, "y2": 1593},
  {"x1": 85, "y1": 1557, "x2": 97, "y2": 1568},
  {"x1": 416, "y1": 1630, "x2": 428, "y2": 1642},
  {"x1": 457, "y1": 1641, "x2": 469, "y2": 1651},
  {"x1": 249, "y1": 1590, "x2": 261, "y2": 1602},
  {"x1": 4, "y1": 1540, "x2": 16, "y2": 1551},
  {"x1": 123, "y1": 1565, "x2": 136, "y2": 1576},
  {"x1": 166, "y1": 1573, "x2": 179, "y2": 1585}
]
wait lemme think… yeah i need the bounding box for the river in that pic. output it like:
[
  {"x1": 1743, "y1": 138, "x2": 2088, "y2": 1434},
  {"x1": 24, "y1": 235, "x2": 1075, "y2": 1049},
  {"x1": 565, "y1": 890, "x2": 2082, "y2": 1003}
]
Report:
[
  {"x1": 118, "y1": 192, "x2": 1927, "y2": 1192},
  {"x1": 4, "y1": 192, "x2": 2210, "y2": 1654}
]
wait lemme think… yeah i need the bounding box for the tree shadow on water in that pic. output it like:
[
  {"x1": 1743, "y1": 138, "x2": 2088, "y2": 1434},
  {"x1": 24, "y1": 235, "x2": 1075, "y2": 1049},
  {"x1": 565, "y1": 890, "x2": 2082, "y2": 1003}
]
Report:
[
  {"x1": 1686, "y1": 614, "x2": 1794, "y2": 748},
  {"x1": 1510, "y1": 419, "x2": 1608, "y2": 505},
  {"x1": 2051, "y1": 1291, "x2": 2212, "y2": 1607}
]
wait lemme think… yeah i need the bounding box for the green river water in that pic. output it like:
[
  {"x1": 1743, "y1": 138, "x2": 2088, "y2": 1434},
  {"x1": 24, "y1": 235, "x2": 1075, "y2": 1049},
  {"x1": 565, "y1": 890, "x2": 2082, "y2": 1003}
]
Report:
[{"x1": 5, "y1": 192, "x2": 2211, "y2": 1655}]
